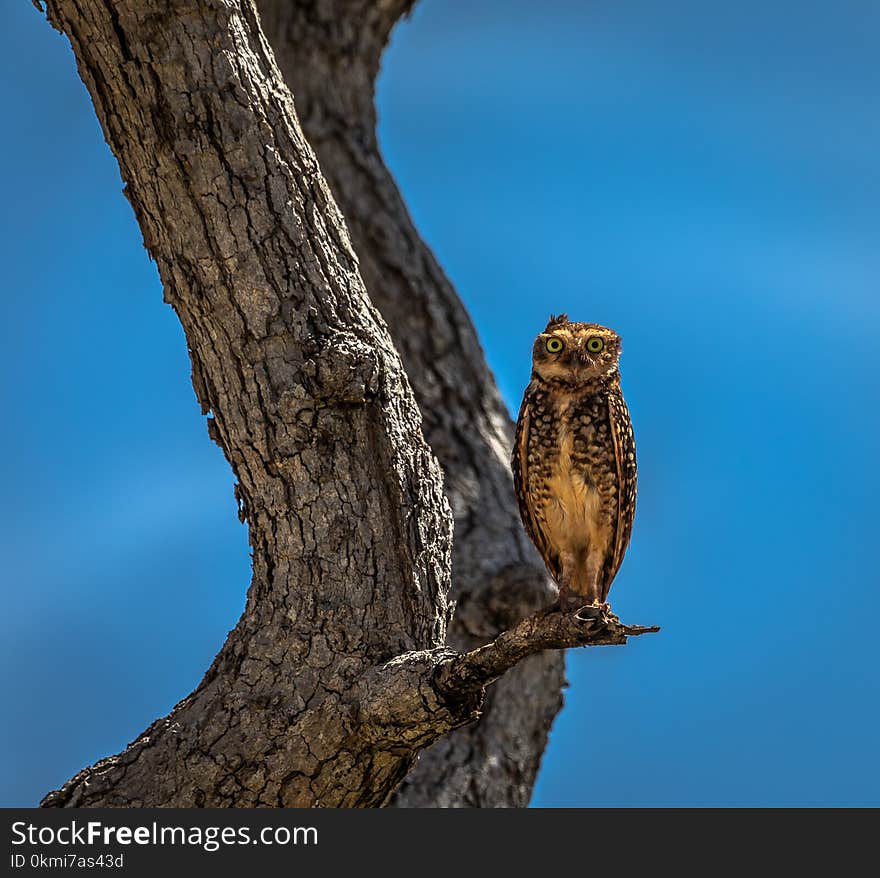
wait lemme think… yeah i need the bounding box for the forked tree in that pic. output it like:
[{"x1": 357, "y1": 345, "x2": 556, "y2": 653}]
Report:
[{"x1": 37, "y1": 0, "x2": 655, "y2": 808}]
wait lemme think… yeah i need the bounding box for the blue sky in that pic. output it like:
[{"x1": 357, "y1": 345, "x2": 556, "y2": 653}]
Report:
[{"x1": 2, "y1": 1, "x2": 878, "y2": 806}]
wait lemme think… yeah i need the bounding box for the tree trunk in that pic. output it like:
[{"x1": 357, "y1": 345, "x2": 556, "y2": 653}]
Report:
[
  {"x1": 255, "y1": 0, "x2": 565, "y2": 808},
  {"x1": 40, "y1": 0, "x2": 455, "y2": 807},
  {"x1": 33, "y1": 0, "x2": 619, "y2": 809}
]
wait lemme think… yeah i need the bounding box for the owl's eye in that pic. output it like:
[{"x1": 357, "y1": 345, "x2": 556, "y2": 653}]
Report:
[
  {"x1": 545, "y1": 337, "x2": 564, "y2": 353},
  {"x1": 586, "y1": 337, "x2": 604, "y2": 353}
]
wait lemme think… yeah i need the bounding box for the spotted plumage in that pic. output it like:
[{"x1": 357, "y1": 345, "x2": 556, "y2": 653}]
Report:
[{"x1": 512, "y1": 314, "x2": 636, "y2": 606}]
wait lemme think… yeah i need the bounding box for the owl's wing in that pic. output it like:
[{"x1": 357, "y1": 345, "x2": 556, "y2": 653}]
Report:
[
  {"x1": 603, "y1": 378, "x2": 637, "y2": 598},
  {"x1": 512, "y1": 386, "x2": 561, "y2": 583}
]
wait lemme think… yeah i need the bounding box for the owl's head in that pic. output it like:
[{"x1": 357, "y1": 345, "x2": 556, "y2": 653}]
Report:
[{"x1": 532, "y1": 314, "x2": 622, "y2": 384}]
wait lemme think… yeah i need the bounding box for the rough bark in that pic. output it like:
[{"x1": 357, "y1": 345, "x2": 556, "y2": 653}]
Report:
[
  {"x1": 255, "y1": 0, "x2": 566, "y2": 808},
  {"x1": 39, "y1": 0, "x2": 454, "y2": 807}
]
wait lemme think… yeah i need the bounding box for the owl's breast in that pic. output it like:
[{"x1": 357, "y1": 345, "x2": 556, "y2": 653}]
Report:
[
  {"x1": 532, "y1": 394, "x2": 617, "y2": 554},
  {"x1": 542, "y1": 442, "x2": 601, "y2": 540}
]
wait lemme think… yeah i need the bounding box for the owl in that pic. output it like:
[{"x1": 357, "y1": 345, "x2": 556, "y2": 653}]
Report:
[{"x1": 512, "y1": 314, "x2": 636, "y2": 608}]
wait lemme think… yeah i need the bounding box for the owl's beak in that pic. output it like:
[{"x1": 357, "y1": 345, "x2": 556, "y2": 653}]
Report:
[{"x1": 577, "y1": 348, "x2": 593, "y2": 366}]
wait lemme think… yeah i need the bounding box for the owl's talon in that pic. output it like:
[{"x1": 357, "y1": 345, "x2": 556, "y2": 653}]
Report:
[{"x1": 574, "y1": 604, "x2": 602, "y2": 621}]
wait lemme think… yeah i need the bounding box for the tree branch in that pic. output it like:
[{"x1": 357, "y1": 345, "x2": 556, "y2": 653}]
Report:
[
  {"x1": 438, "y1": 607, "x2": 659, "y2": 697},
  {"x1": 355, "y1": 606, "x2": 659, "y2": 755}
]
